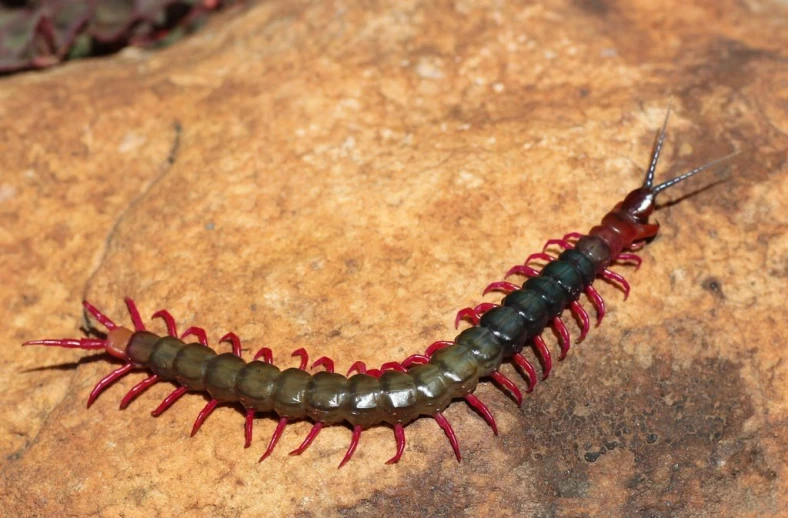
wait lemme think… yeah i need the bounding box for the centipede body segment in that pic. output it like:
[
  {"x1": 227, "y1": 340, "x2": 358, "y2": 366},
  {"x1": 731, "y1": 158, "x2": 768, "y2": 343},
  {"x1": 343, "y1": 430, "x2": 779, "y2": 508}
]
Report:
[{"x1": 25, "y1": 107, "x2": 738, "y2": 467}]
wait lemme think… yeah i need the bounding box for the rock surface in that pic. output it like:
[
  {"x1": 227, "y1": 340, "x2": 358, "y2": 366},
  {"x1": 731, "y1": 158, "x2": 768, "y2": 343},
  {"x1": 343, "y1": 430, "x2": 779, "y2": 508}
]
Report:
[{"x1": 1, "y1": 0, "x2": 786, "y2": 516}]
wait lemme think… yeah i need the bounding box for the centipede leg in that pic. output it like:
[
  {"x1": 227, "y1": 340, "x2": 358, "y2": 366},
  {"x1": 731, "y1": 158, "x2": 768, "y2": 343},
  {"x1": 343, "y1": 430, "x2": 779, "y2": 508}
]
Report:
[
  {"x1": 512, "y1": 353, "x2": 537, "y2": 393},
  {"x1": 433, "y1": 411, "x2": 461, "y2": 462},
  {"x1": 290, "y1": 423, "x2": 324, "y2": 456},
  {"x1": 483, "y1": 281, "x2": 520, "y2": 295},
  {"x1": 524, "y1": 252, "x2": 554, "y2": 266},
  {"x1": 602, "y1": 269, "x2": 631, "y2": 299},
  {"x1": 87, "y1": 363, "x2": 134, "y2": 407},
  {"x1": 291, "y1": 348, "x2": 309, "y2": 370},
  {"x1": 532, "y1": 334, "x2": 553, "y2": 379},
  {"x1": 244, "y1": 409, "x2": 255, "y2": 448},
  {"x1": 151, "y1": 386, "x2": 188, "y2": 416},
  {"x1": 124, "y1": 298, "x2": 146, "y2": 331},
  {"x1": 386, "y1": 423, "x2": 406, "y2": 464},
  {"x1": 425, "y1": 340, "x2": 453, "y2": 357},
  {"x1": 191, "y1": 399, "x2": 219, "y2": 437},
  {"x1": 552, "y1": 316, "x2": 571, "y2": 360},
  {"x1": 585, "y1": 285, "x2": 606, "y2": 325},
  {"x1": 259, "y1": 417, "x2": 288, "y2": 462},
  {"x1": 542, "y1": 239, "x2": 573, "y2": 253},
  {"x1": 490, "y1": 370, "x2": 524, "y2": 406},
  {"x1": 505, "y1": 264, "x2": 540, "y2": 278},
  {"x1": 616, "y1": 253, "x2": 643, "y2": 270},
  {"x1": 569, "y1": 301, "x2": 590, "y2": 342},
  {"x1": 464, "y1": 393, "x2": 498, "y2": 435},
  {"x1": 119, "y1": 374, "x2": 159, "y2": 409},
  {"x1": 82, "y1": 300, "x2": 117, "y2": 331},
  {"x1": 151, "y1": 309, "x2": 178, "y2": 336},
  {"x1": 339, "y1": 425, "x2": 363, "y2": 468},
  {"x1": 181, "y1": 327, "x2": 208, "y2": 346}
]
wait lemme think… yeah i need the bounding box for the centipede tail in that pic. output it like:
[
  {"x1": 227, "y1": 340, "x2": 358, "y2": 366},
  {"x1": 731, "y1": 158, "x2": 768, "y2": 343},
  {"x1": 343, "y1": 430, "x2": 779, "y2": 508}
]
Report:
[{"x1": 24, "y1": 107, "x2": 739, "y2": 466}]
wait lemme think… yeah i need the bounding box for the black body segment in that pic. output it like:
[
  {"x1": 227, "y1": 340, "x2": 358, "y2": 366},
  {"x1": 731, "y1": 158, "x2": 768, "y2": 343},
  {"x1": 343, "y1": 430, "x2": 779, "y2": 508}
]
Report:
[
  {"x1": 540, "y1": 260, "x2": 584, "y2": 301},
  {"x1": 478, "y1": 306, "x2": 527, "y2": 358},
  {"x1": 558, "y1": 249, "x2": 596, "y2": 286},
  {"x1": 503, "y1": 288, "x2": 551, "y2": 338},
  {"x1": 523, "y1": 276, "x2": 568, "y2": 319}
]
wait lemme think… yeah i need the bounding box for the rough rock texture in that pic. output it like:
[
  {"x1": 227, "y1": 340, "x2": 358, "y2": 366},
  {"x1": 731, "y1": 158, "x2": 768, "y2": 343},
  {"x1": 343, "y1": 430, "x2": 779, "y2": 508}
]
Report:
[{"x1": 1, "y1": 0, "x2": 786, "y2": 516}]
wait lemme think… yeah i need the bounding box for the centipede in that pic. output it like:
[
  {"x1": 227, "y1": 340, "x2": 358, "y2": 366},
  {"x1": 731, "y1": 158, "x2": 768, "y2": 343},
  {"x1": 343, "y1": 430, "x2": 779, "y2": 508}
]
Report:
[{"x1": 25, "y1": 107, "x2": 738, "y2": 467}]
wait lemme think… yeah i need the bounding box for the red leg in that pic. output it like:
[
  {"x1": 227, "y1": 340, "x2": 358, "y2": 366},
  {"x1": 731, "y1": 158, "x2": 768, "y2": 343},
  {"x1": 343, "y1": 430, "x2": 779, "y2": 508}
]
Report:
[
  {"x1": 433, "y1": 412, "x2": 461, "y2": 462},
  {"x1": 629, "y1": 240, "x2": 646, "y2": 251},
  {"x1": 483, "y1": 281, "x2": 520, "y2": 295},
  {"x1": 505, "y1": 265, "x2": 540, "y2": 278},
  {"x1": 490, "y1": 370, "x2": 524, "y2": 406},
  {"x1": 339, "y1": 425, "x2": 363, "y2": 468},
  {"x1": 616, "y1": 253, "x2": 643, "y2": 270},
  {"x1": 244, "y1": 409, "x2": 255, "y2": 448},
  {"x1": 191, "y1": 399, "x2": 219, "y2": 437},
  {"x1": 402, "y1": 354, "x2": 429, "y2": 368},
  {"x1": 87, "y1": 363, "x2": 134, "y2": 407},
  {"x1": 151, "y1": 309, "x2": 178, "y2": 336},
  {"x1": 542, "y1": 239, "x2": 573, "y2": 253},
  {"x1": 312, "y1": 356, "x2": 335, "y2": 372},
  {"x1": 569, "y1": 301, "x2": 590, "y2": 342},
  {"x1": 151, "y1": 386, "x2": 188, "y2": 416},
  {"x1": 532, "y1": 334, "x2": 553, "y2": 380},
  {"x1": 455, "y1": 307, "x2": 480, "y2": 328},
  {"x1": 552, "y1": 316, "x2": 571, "y2": 360},
  {"x1": 83, "y1": 300, "x2": 117, "y2": 331},
  {"x1": 602, "y1": 269, "x2": 631, "y2": 299},
  {"x1": 425, "y1": 340, "x2": 453, "y2": 357},
  {"x1": 119, "y1": 374, "x2": 159, "y2": 409},
  {"x1": 585, "y1": 285, "x2": 606, "y2": 325},
  {"x1": 181, "y1": 327, "x2": 208, "y2": 346},
  {"x1": 562, "y1": 232, "x2": 584, "y2": 243},
  {"x1": 524, "y1": 252, "x2": 555, "y2": 265},
  {"x1": 22, "y1": 338, "x2": 105, "y2": 349},
  {"x1": 254, "y1": 347, "x2": 273, "y2": 363},
  {"x1": 512, "y1": 353, "x2": 537, "y2": 393},
  {"x1": 124, "y1": 298, "x2": 146, "y2": 331},
  {"x1": 380, "y1": 362, "x2": 407, "y2": 373},
  {"x1": 464, "y1": 394, "x2": 498, "y2": 435},
  {"x1": 220, "y1": 332, "x2": 243, "y2": 357},
  {"x1": 386, "y1": 423, "x2": 407, "y2": 464},
  {"x1": 259, "y1": 417, "x2": 288, "y2": 462},
  {"x1": 346, "y1": 361, "x2": 367, "y2": 376},
  {"x1": 292, "y1": 348, "x2": 309, "y2": 370},
  {"x1": 289, "y1": 422, "x2": 323, "y2": 455}
]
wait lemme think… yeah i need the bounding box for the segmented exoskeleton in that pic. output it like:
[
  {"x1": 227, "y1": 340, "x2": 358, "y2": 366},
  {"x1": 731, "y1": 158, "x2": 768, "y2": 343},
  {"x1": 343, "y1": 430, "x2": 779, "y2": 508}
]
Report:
[{"x1": 25, "y1": 107, "x2": 738, "y2": 467}]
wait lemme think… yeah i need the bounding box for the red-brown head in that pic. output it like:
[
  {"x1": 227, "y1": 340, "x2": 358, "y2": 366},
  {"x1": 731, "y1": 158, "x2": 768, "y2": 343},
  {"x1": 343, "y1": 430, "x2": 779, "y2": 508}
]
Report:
[{"x1": 602, "y1": 106, "x2": 739, "y2": 250}]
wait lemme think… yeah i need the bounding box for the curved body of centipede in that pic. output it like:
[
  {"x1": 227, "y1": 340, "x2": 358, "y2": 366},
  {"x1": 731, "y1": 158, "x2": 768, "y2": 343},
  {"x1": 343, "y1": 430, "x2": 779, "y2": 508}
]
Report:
[{"x1": 25, "y1": 108, "x2": 738, "y2": 467}]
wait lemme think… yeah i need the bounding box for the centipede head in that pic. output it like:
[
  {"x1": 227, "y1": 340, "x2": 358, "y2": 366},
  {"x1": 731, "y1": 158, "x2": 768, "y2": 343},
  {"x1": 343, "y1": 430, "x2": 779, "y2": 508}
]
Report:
[
  {"x1": 617, "y1": 105, "x2": 740, "y2": 241},
  {"x1": 23, "y1": 300, "x2": 133, "y2": 362}
]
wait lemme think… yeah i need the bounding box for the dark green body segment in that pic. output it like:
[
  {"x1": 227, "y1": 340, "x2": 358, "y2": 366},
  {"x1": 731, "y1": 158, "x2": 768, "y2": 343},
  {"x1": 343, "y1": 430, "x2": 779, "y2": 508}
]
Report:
[
  {"x1": 173, "y1": 343, "x2": 216, "y2": 390},
  {"x1": 118, "y1": 232, "x2": 610, "y2": 427},
  {"x1": 235, "y1": 361, "x2": 281, "y2": 411},
  {"x1": 204, "y1": 353, "x2": 246, "y2": 401},
  {"x1": 149, "y1": 336, "x2": 188, "y2": 379},
  {"x1": 127, "y1": 331, "x2": 160, "y2": 365}
]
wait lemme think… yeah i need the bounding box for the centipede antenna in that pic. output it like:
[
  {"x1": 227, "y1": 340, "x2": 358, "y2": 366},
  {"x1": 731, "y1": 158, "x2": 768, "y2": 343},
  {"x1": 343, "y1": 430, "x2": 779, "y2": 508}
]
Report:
[
  {"x1": 644, "y1": 103, "x2": 672, "y2": 189},
  {"x1": 652, "y1": 150, "x2": 741, "y2": 195}
]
